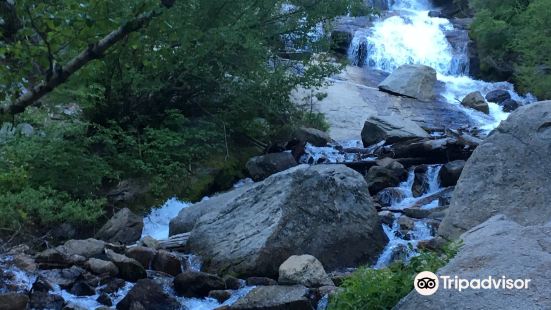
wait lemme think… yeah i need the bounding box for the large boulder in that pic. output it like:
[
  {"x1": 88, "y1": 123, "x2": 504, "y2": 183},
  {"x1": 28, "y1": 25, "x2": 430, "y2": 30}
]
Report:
[
  {"x1": 361, "y1": 114, "x2": 429, "y2": 147},
  {"x1": 186, "y1": 165, "x2": 388, "y2": 277},
  {"x1": 396, "y1": 215, "x2": 551, "y2": 309},
  {"x1": 96, "y1": 208, "x2": 144, "y2": 244},
  {"x1": 116, "y1": 279, "x2": 179, "y2": 310},
  {"x1": 461, "y1": 91, "x2": 489, "y2": 114},
  {"x1": 85, "y1": 258, "x2": 119, "y2": 276},
  {"x1": 169, "y1": 184, "x2": 254, "y2": 235},
  {"x1": 439, "y1": 101, "x2": 551, "y2": 240},
  {"x1": 229, "y1": 285, "x2": 314, "y2": 310},
  {"x1": 365, "y1": 166, "x2": 402, "y2": 195},
  {"x1": 246, "y1": 152, "x2": 298, "y2": 181},
  {"x1": 278, "y1": 255, "x2": 334, "y2": 287},
  {"x1": 378, "y1": 64, "x2": 437, "y2": 101}
]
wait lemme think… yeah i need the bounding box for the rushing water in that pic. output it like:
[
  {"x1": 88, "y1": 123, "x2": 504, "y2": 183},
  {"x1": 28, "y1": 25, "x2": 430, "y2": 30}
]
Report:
[{"x1": 349, "y1": 0, "x2": 535, "y2": 132}]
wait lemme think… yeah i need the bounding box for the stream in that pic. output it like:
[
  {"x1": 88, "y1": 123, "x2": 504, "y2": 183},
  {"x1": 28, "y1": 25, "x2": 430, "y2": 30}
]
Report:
[{"x1": 0, "y1": 0, "x2": 538, "y2": 309}]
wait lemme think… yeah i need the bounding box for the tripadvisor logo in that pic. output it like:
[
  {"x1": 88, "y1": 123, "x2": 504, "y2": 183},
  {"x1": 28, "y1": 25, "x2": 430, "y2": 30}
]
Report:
[{"x1": 414, "y1": 271, "x2": 532, "y2": 296}]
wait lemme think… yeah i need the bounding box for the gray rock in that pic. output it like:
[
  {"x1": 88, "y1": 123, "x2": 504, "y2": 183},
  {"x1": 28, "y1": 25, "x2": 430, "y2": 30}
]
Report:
[
  {"x1": 85, "y1": 258, "x2": 119, "y2": 276},
  {"x1": 485, "y1": 89, "x2": 511, "y2": 104},
  {"x1": 378, "y1": 210, "x2": 395, "y2": 226},
  {"x1": 361, "y1": 114, "x2": 429, "y2": 147},
  {"x1": 173, "y1": 271, "x2": 225, "y2": 298},
  {"x1": 378, "y1": 64, "x2": 437, "y2": 101},
  {"x1": 152, "y1": 250, "x2": 182, "y2": 276},
  {"x1": 208, "y1": 290, "x2": 233, "y2": 303},
  {"x1": 96, "y1": 208, "x2": 144, "y2": 244},
  {"x1": 439, "y1": 101, "x2": 551, "y2": 240},
  {"x1": 169, "y1": 183, "x2": 254, "y2": 235},
  {"x1": 187, "y1": 165, "x2": 387, "y2": 277},
  {"x1": 438, "y1": 160, "x2": 465, "y2": 187},
  {"x1": 294, "y1": 127, "x2": 332, "y2": 147},
  {"x1": 139, "y1": 236, "x2": 160, "y2": 249},
  {"x1": 461, "y1": 91, "x2": 489, "y2": 114},
  {"x1": 246, "y1": 152, "x2": 298, "y2": 181},
  {"x1": 63, "y1": 239, "x2": 106, "y2": 258},
  {"x1": 229, "y1": 285, "x2": 313, "y2": 310},
  {"x1": 396, "y1": 215, "x2": 551, "y2": 309},
  {"x1": 0, "y1": 293, "x2": 29, "y2": 310},
  {"x1": 412, "y1": 165, "x2": 429, "y2": 197},
  {"x1": 125, "y1": 246, "x2": 157, "y2": 269},
  {"x1": 278, "y1": 255, "x2": 334, "y2": 287},
  {"x1": 501, "y1": 98, "x2": 520, "y2": 112},
  {"x1": 116, "y1": 279, "x2": 179, "y2": 310},
  {"x1": 365, "y1": 166, "x2": 402, "y2": 195},
  {"x1": 105, "y1": 249, "x2": 146, "y2": 282}
]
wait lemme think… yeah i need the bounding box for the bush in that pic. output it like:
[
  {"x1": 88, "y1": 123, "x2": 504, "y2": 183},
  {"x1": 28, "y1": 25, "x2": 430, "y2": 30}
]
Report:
[{"x1": 329, "y1": 242, "x2": 461, "y2": 310}]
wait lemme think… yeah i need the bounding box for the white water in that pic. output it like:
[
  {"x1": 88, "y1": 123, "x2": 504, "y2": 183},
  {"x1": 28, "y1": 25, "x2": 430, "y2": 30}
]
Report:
[
  {"x1": 374, "y1": 165, "x2": 442, "y2": 268},
  {"x1": 349, "y1": 0, "x2": 535, "y2": 131}
]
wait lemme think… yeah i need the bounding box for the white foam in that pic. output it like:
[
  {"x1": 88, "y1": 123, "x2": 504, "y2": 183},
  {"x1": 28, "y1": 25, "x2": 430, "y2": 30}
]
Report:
[{"x1": 142, "y1": 198, "x2": 191, "y2": 240}]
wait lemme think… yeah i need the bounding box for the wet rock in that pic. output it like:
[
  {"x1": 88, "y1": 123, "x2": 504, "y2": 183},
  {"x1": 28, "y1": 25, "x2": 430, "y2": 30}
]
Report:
[
  {"x1": 0, "y1": 293, "x2": 29, "y2": 310},
  {"x1": 389, "y1": 244, "x2": 410, "y2": 263},
  {"x1": 461, "y1": 91, "x2": 489, "y2": 114},
  {"x1": 29, "y1": 292, "x2": 64, "y2": 310},
  {"x1": 187, "y1": 165, "x2": 387, "y2": 277},
  {"x1": 377, "y1": 137, "x2": 474, "y2": 164},
  {"x1": 246, "y1": 152, "x2": 298, "y2": 181},
  {"x1": 397, "y1": 216, "x2": 415, "y2": 235},
  {"x1": 397, "y1": 215, "x2": 551, "y2": 309},
  {"x1": 294, "y1": 127, "x2": 332, "y2": 147},
  {"x1": 403, "y1": 205, "x2": 449, "y2": 220},
  {"x1": 246, "y1": 277, "x2": 278, "y2": 286},
  {"x1": 208, "y1": 290, "x2": 233, "y2": 303},
  {"x1": 361, "y1": 114, "x2": 429, "y2": 147},
  {"x1": 378, "y1": 64, "x2": 437, "y2": 101},
  {"x1": 229, "y1": 285, "x2": 313, "y2": 310},
  {"x1": 96, "y1": 208, "x2": 144, "y2": 244},
  {"x1": 376, "y1": 187, "x2": 407, "y2": 208},
  {"x1": 100, "y1": 278, "x2": 126, "y2": 294},
  {"x1": 116, "y1": 279, "x2": 179, "y2": 310},
  {"x1": 125, "y1": 246, "x2": 156, "y2": 269},
  {"x1": 439, "y1": 101, "x2": 551, "y2": 239},
  {"x1": 412, "y1": 165, "x2": 429, "y2": 197},
  {"x1": 69, "y1": 281, "x2": 96, "y2": 296},
  {"x1": 12, "y1": 254, "x2": 37, "y2": 272},
  {"x1": 378, "y1": 211, "x2": 395, "y2": 226},
  {"x1": 138, "y1": 236, "x2": 160, "y2": 249},
  {"x1": 173, "y1": 271, "x2": 225, "y2": 298},
  {"x1": 35, "y1": 239, "x2": 103, "y2": 269},
  {"x1": 152, "y1": 250, "x2": 182, "y2": 276},
  {"x1": 97, "y1": 293, "x2": 112, "y2": 306},
  {"x1": 365, "y1": 166, "x2": 402, "y2": 195},
  {"x1": 417, "y1": 236, "x2": 447, "y2": 252},
  {"x1": 330, "y1": 30, "x2": 353, "y2": 55},
  {"x1": 501, "y1": 98, "x2": 520, "y2": 112},
  {"x1": 35, "y1": 249, "x2": 75, "y2": 269},
  {"x1": 86, "y1": 258, "x2": 119, "y2": 276},
  {"x1": 438, "y1": 160, "x2": 465, "y2": 187},
  {"x1": 223, "y1": 275, "x2": 243, "y2": 290},
  {"x1": 485, "y1": 89, "x2": 511, "y2": 104},
  {"x1": 377, "y1": 157, "x2": 408, "y2": 180},
  {"x1": 278, "y1": 255, "x2": 334, "y2": 288},
  {"x1": 105, "y1": 249, "x2": 147, "y2": 282}
]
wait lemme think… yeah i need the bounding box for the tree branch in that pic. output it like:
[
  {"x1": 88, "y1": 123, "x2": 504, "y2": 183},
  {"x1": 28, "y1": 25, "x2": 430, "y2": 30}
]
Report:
[{"x1": 0, "y1": 2, "x2": 173, "y2": 116}]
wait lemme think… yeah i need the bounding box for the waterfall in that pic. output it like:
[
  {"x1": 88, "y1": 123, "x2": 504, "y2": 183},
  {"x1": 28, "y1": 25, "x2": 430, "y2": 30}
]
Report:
[{"x1": 349, "y1": 0, "x2": 535, "y2": 131}]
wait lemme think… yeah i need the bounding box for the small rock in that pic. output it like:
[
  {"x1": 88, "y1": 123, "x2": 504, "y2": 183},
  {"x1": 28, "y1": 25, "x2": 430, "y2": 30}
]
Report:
[
  {"x1": 139, "y1": 236, "x2": 160, "y2": 249},
  {"x1": 116, "y1": 279, "x2": 179, "y2": 310},
  {"x1": 173, "y1": 271, "x2": 225, "y2": 298},
  {"x1": 461, "y1": 91, "x2": 489, "y2": 114},
  {"x1": 246, "y1": 277, "x2": 277, "y2": 286},
  {"x1": 96, "y1": 293, "x2": 112, "y2": 306},
  {"x1": 485, "y1": 89, "x2": 511, "y2": 104},
  {"x1": 69, "y1": 281, "x2": 96, "y2": 297},
  {"x1": 125, "y1": 246, "x2": 157, "y2": 269},
  {"x1": 63, "y1": 238, "x2": 106, "y2": 258},
  {"x1": 378, "y1": 211, "x2": 395, "y2": 226},
  {"x1": 223, "y1": 275, "x2": 243, "y2": 290},
  {"x1": 229, "y1": 285, "x2": 313, "y2": 310},
  {"x1": 96, "y1": 208, "x2": 144, "y2": 244},
  {"x1": 100, "y1": 278, "x2": 126, "y2": 294},
  {"x1": 208, "y1": 290, "x2": 233, "y2": 303},
  {"x1": 365, "y1": 166, "x2": 402, "y2": 195},
  {"x1": 105, "y1": 249, "x2": 146, "y2": 282},
  {"x1": 13, "y1": 254, "x2": 37, "y2": 272},
  {"x1": 86, "y1": 258, "x2": 119, "y2": 276},
  {"x1": 152, "y1": 250, "x2": 182, "y2": 276},
  {"x1": 501, "y1": 98, "x2": 519, "y2": 112},
  {"x1": 361, "y1": 114, "x2": 429, "y2": 147},
  {"x1": 278, "y1": 255, "x2": 334, "y2": 287}
]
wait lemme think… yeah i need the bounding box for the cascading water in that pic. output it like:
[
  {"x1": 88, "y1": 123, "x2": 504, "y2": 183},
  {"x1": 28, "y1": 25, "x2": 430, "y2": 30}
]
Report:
[{"x1": 349, "y1": 0, "x2": 536, "y2": 132}]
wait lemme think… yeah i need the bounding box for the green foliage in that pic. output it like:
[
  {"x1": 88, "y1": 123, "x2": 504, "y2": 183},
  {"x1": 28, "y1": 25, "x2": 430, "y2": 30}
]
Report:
[
  {"x1": 329, "y1": 242, "x2": 462, "y2": 310},
  {"x1": 470, "y1": 0, "x2": 551, "y2": 99}
]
